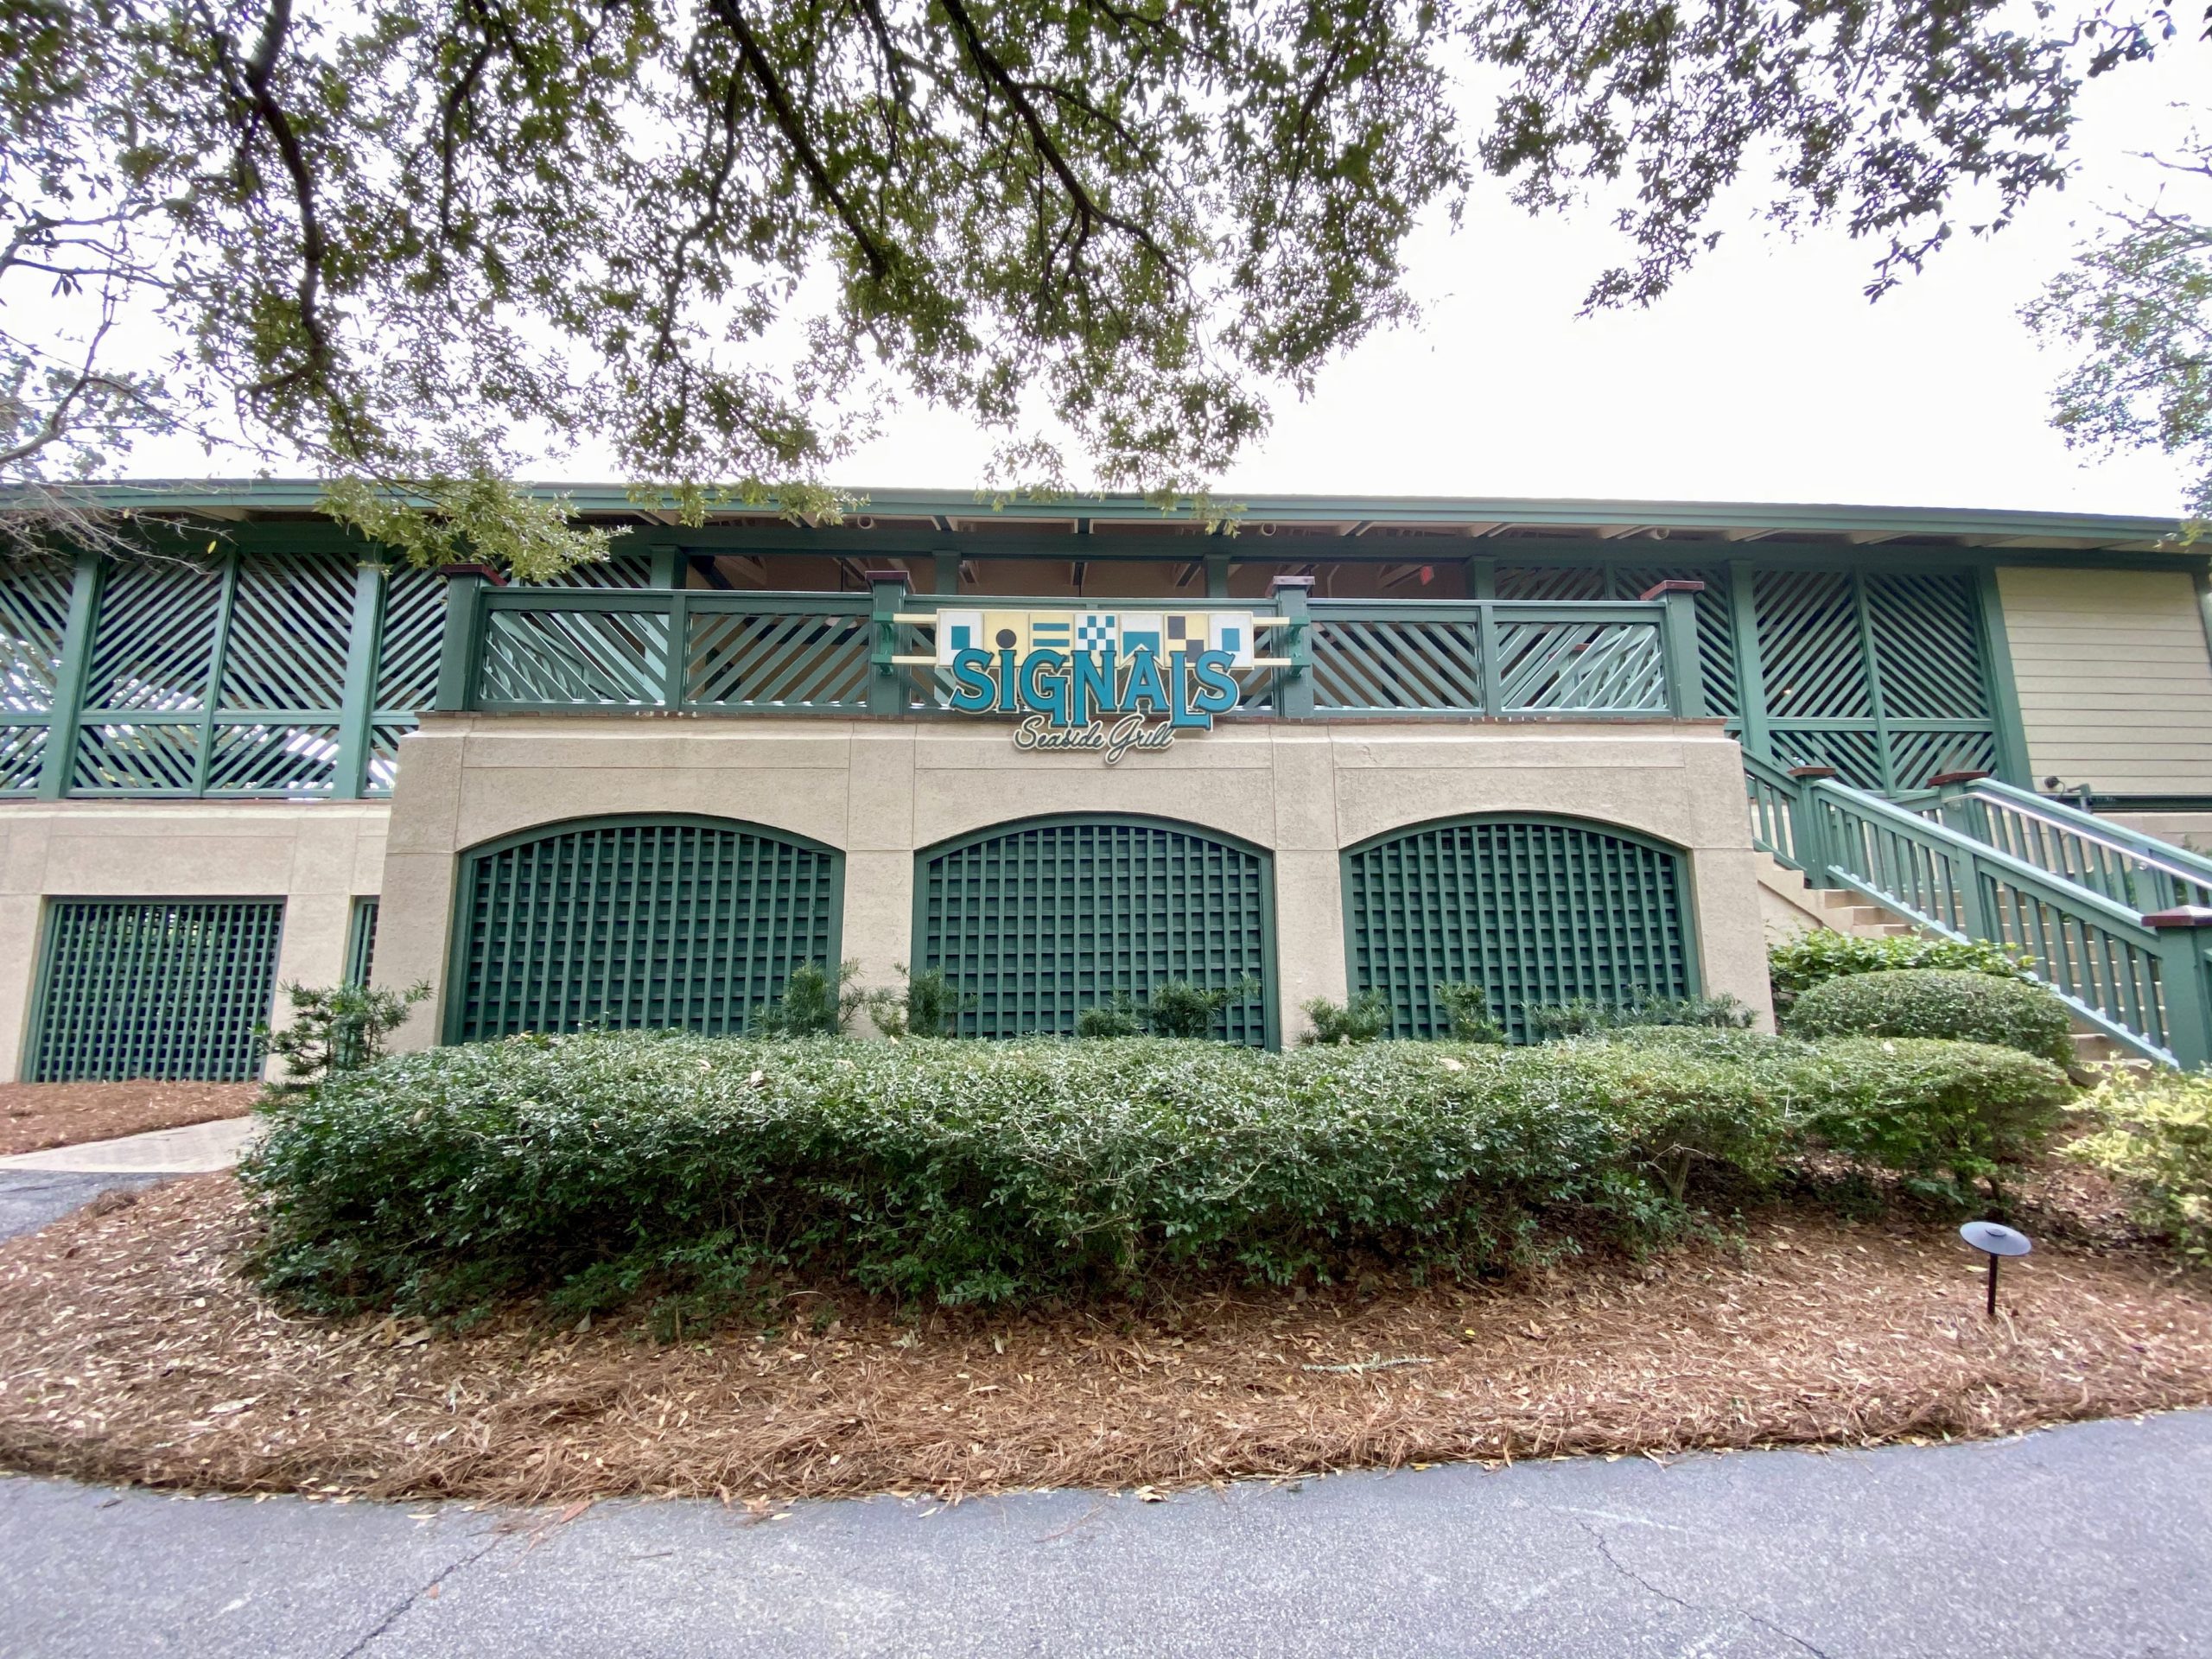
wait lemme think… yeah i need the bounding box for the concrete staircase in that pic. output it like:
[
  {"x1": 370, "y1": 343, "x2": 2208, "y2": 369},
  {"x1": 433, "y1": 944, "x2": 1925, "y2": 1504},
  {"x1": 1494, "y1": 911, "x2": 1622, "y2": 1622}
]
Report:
[{"x1": 1753, "y1": 852, "x2": 2125, "y2": 1069}]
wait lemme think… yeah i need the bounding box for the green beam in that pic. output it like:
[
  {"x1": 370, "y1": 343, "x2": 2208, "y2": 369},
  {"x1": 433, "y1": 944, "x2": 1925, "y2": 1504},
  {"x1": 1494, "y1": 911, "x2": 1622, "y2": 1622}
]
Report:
[{"x1": 36, "y1": 549, "x2": 102, "y2": 800}]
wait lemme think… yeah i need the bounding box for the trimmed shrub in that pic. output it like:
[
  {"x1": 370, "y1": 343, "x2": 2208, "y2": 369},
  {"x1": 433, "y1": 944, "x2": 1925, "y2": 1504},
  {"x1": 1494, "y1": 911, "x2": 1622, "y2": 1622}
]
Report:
[
  {"x1": 256, "y1": 980, "x2": 431, "y2": 1086},
  {"x1": 753, "y1": 960, "x2": 864, "y2": 1036},
  {"x1": 1783, "y1": 969, "x2": 2075, "y2": 1067},
  {"x1": 2069, "y1": 1068, "x2": 2212, "y2": 1260},
  {"x1": 240, "y1": 1029, "x2": 2075, "y2": 1319},
  {"x1": 865, "y1": 965, "x2": 974, "y2": 1039},
  {"x1": 1789, "y1": 1036, "x2": 2072, "y2": 1190},
  {"x1": 1768, "y1": 931, "x2": 2033, "y2": 1012},
  {"x1": 1525, "y1": 993, "x2": 1756, "y2": 1039},
  {"x1": 1076, "y1": 994, "x2": 1145, "y2": 1038},
  {"x1": 242, "y1": 1033, "x2": 1808, "y2": 1318},
  {"x1": 1300, "y1": 990, "x2": 1392, "y2": 1046}
]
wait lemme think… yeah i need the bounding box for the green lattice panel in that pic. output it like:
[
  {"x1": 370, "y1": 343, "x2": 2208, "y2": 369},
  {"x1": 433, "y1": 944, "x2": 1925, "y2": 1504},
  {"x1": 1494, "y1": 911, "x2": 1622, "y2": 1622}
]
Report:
[
  {"x1": 1864, "y1": 573, "x2": 1989, "y2": 719},
  {"x1": 204, "y1": 721, "x2": 345, "y2": 796},
  {"x1": 0, "y1": 722, "x2": 47, "y2": 791},
  {"x1": 84, "y1": 558, "x2": 224, "y2": 713},
  {"x1": 449, "y1": 817, "x2": 841, "y2": 1041},
  {"x1": 72, "y1": 721, "x2": 202, "y2": 792},
  {"x1": 479, "y1": 608, "x2": 671, "y2": 705},
  {"x1": 217, "y1": 550, "x2": 355, "y2": 711},
  {"x1": 346, "y1": 896, "x2": 380, "y2": 985},
  {"x1": 1495, "y1": 618, "x2": 1667, "y2": 712},
  {"x1": 1344, "y1": 817, "x2": 1692, "y2": 1043},
  {"x1": 29, "y1": 899, "x2": 284, "y2": 1082},
  {"x1": 1497, "y1": 566, "x2": 1605, "y2": 601},
  {"x1": 1310, "y1": 618, "x2": 1485, "y2": 712},
  {"x1": 1753, "y1": 570, "x2": 1872, "y2": 720},
  {"x1": 1611, "y1": 564, "x2": 1738, "y2": 718},
  {"x1": 917, "y1": 817, "x2": 1274, "y2": 1046},
  {"x1": 684, "y1": 611, "x2": 873, "y2": 709},
  {"x1": 0, "y1": 556, "x2": 73, "y2": 716}
]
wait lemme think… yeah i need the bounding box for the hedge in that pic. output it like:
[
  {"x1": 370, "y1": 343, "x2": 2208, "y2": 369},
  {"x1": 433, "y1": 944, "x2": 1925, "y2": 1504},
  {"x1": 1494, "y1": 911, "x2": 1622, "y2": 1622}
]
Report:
[
  {"x1": 1783, "y1": 969, "x2": 2076, "y2": 1067},
  {"x1": 240, "y1": 1030, "x2": 2074, "y2": 1319},
  {"x1": 2069, "y1": 1068, "x2": 2212, "y2": 1262},
  {"x1": 1767, "y1": 931, "x2": 2033, "y2": 1011}
]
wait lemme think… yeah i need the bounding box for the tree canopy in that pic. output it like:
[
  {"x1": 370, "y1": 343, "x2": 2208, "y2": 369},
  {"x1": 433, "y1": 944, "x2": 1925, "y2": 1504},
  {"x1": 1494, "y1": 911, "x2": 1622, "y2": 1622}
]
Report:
[
  {"x1": 1, "y1": 0, "x2": 2171, "y2": 571},
  {"x1": 2024, "y1": 10, "x2": 2212, "y2": 536}
]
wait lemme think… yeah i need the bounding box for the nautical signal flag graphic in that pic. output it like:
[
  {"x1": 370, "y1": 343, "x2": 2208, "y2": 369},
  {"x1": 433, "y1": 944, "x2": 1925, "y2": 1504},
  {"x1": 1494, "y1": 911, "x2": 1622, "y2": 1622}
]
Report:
[{"x1": 935, "y1": 607, "x2": 1255, "y2": 668}]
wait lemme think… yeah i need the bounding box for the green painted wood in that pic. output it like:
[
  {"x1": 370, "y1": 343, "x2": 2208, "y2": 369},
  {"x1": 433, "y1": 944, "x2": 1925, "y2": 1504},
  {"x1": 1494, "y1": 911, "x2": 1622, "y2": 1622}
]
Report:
[
  {"x1": 345, "y1": 895, "x2": 380, "y2": 986},
  {"x1": 27, "y1": 898, "x2": 285, "y2": 1082},
  {"x1": 1342, "y1": 815, "x2": 1694, "y2": 1044},
  {"x1": 915, "y1": 814, "x2": 1277, "y2": 1047},
  {"x1": 1975, "y1": 564, "x2": 2033, "y2": 789},
  {"x1": 330, "y1": 564, "x2": 385, "y2": 799},
  {"x1": 447, "y1": 814, "x2": 842, "y2": 1043},
  {"x1": 2, "y1": 550, "x2": 85, "y2": 797}
]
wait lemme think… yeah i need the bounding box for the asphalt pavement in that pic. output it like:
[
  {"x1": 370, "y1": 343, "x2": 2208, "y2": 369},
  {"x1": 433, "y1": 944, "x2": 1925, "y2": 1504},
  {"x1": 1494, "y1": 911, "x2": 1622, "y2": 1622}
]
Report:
[{"x1": 3, "y1": 1408, "x2": 2209, "y2": 1657}]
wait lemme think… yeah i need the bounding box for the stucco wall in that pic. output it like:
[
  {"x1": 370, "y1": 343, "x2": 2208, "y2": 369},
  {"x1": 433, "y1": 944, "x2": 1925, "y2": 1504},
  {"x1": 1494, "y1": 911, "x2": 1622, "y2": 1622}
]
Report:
[
  {"x1": 0, "y1": 801, "x2": 389, "y2": 1080},
  {"x1": 1995, "y1": 566, "x2": 2212, "y2": 797},
  {"x1": 373, "y1": 712, "x2": 1775, "y2": 1048}
]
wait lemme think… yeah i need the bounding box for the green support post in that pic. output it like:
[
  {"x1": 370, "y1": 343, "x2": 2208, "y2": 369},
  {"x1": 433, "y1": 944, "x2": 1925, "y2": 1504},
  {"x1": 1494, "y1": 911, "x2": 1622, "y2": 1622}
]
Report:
[
  {"x1": 330, "y1": 563, "x2": 385, "y2": 798},
  {"x1": 1726, "y1": 560, "x2": 1768, "y2": 761},
  {"x1": 1975, "y1": 564, "x2": 2033, "y2": 790},
  {"x1": 868, "y1": 568, "x2": 912, "y2": 716},
  {"x1": 432, "y1": 563, "x2": 500, "y2": 712},
  {"x1": 2145, "y1": 906, "x2": 2212, "y2": 1070},
  {"x1": 1643, "y1": 580, "x2": 1707, "y2": 718},
  {"x1": 1925, "y1": 770, "x2": 1992, "y2": 839},
  {"x1": 1205, "y1": 549, "x2": 1230, "y2": 599},
  {"x1": 1463, "y1": 556, "x2": 1497, "y2": 602},
  {"x1": 36, "y1": 547, "x2": 102, "y2": 799},
  {"x1": 1475, "y1": 601, "x2": 1505, "y2": 716},
  {"x1": 649, "y1": 543, "x2": 682, "y2": 588},
  {"x1": 1268, "y1": 575, "x2": 1314, "y2": 718}
]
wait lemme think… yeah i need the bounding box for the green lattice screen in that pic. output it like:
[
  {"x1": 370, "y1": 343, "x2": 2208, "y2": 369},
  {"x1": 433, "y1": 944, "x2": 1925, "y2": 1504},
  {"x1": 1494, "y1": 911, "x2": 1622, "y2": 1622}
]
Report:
[
  {"x1": 1343, "y1": 817, "x2": 1691, "y2": 1043},
  {"x1": 1497, "y1": 563, "x2": 1738, "y2": 718},
  {"x1": 345, "y1": 896, "x2": 380, "y2": 985},
  {"x1": 448, "y1": 816, "x2": 841, "y2": 1041},
  {"x1": 29, "y1": 899, "x2": 285, "y2": 1081},
  {"x1": 1753, "y1": 569, "x2": 1996, "y2": 791},
  {"x1": 917, "y1": 817, "x2": 1275, "y2": 1046},
  {"x1": 0, "y1": 555, "x2": 73, "y2": 792}
]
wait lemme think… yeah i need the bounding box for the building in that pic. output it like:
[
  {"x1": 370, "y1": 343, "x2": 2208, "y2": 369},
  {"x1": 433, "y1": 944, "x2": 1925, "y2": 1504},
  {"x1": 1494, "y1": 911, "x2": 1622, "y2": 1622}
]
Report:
[{"x1": 3, "y1": 483, "x2": 2210, "y2": 1080}]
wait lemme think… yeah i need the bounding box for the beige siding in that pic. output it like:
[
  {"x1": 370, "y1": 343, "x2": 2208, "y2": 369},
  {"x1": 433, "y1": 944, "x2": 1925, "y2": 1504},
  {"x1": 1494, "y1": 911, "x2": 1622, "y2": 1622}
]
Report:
[{"x1": 1995, "y1": 566, "x2": 2212, "y2": 795}]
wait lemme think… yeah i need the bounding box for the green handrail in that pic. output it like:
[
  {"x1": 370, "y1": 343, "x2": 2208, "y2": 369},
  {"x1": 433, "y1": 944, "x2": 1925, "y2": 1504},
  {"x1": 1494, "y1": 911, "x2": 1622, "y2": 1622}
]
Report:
[
  {"x1": 1899, "y1": 775, "x2": 2212, "y2": 912},
  {"x1": 1745, "y1": 757, "x2": 2212, "y2": 1067}
]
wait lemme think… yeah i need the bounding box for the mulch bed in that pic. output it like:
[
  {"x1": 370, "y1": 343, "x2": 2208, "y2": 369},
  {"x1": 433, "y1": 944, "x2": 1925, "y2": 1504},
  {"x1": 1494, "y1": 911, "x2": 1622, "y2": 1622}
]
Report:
[
  {"x1": 2, "y1": 1173, "x2": 2209, "y2": 1505},
  {"x1": 0, "y1": 1083, "x2": 258, "y2": 1158}
]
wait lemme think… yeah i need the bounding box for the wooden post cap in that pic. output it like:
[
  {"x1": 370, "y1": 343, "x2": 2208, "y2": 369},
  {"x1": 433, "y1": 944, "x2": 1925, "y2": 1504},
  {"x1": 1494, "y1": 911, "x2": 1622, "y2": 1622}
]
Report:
[
  {"x1": 1637, "y1": 579, "x2": 1707, "y2": 599},
  {"x1": 862, "y1": 568, "x2": 912, "y2": 588},
  {"x1": 2145, "y1": 906, "x2": 2212, "y2": 929},
  {"x1": 1926, "y1": 770, "x2": 1992, "y2": 787},
  {"x1": 1269, "y1": 575, "x2": 1316, "y2": 593},
  {"x1": 434, "y1": 562, "x2": 505, "y2": 585},
  {"x1": 1785, "y1": 765, "x2": 1840, "y2": 780}
]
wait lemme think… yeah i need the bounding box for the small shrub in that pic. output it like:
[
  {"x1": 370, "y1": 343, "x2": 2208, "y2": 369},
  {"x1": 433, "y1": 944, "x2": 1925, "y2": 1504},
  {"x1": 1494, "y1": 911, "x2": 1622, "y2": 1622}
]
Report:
[
  {"x1": 1141, "y1": 977, "x2": 1262, "y2": 1039},
  {"x1": 1432, "y1": 982, "x2": 1507, "y2": 1044},
  {"x1": 1789, "y1": 1036, "x2": 2072, "y2": 1193},
  {"x1": 1076, "y1": 993, "x2": 1145, "y2": 1038},
  {"x1": 865, "y1": 964, "x2": 975, "y2": 1039},
  {"x1": 1783, "y1": 969, "x2": 2075, "y2": 1067},
  {"x1": 1525, "y1": 992, "x2": 1756, "y2": 1040},
  {"x1": 255, "y1": 980, "x2": 431, "y2": 1087},
  {"x1": 753, "y1": 960, "x2": 864, "y2": 1037},
  {"x1": 2069, "y1": 1068, "x2": 2212, "y2": 1260},
  {"x1": 1300, "y1": 991, "x2": 1392, "y2": 1046},
  {"x1": 1768, "y1": 930, "x2": 2033, "y2": 1011}
]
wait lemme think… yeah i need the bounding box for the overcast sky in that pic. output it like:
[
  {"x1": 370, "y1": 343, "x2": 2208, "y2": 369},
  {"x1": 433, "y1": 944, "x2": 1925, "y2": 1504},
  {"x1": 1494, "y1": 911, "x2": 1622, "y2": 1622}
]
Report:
[
  {"x1": 85, "y1": 32, "x2": 2212, "y2": 518},
  {"x1": 844, "y1": 35, "x2": 2212, "y2": 518}
]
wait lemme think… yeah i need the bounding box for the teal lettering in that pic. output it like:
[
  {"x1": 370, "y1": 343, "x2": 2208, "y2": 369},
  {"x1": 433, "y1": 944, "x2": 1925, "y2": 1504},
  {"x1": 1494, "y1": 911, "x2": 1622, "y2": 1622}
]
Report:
[{"x1": 949, "y1": 648, "x2": 995, "y2": 711}]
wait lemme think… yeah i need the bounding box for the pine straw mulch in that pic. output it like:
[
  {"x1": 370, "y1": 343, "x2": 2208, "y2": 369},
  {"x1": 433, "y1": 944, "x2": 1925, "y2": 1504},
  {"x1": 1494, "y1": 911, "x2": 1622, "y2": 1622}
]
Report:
[
  {"x1": 3, "y1": 1172, "x2": 2209, "y2": 1506},
  {"x1": 0, "y1": 1082, "x2": 258, "y2": 1158}
]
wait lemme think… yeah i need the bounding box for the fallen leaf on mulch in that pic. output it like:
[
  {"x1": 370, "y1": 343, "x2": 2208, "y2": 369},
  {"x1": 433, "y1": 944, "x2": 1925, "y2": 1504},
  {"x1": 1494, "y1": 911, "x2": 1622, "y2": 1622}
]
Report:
[
  {"x1": 0, "y1": 1082, "x2": 257, "y2": 1157},
  {"x1": 1, "y1": 1173, "x2": 2209, "y2": 1506}
]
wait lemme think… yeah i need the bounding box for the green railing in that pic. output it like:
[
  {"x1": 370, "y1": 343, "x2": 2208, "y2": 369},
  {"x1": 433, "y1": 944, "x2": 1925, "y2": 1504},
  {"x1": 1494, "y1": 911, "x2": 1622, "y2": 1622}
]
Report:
[
  {"x1": 1896, "y1": 774, "x2": 2212, "y2": 912},
  {"x1": 442, "y1": 571, "x2": 1712, "y2": 721},
  {"x1": 1746, "y1": 760, "x2": 2212, "y2": 1067}
]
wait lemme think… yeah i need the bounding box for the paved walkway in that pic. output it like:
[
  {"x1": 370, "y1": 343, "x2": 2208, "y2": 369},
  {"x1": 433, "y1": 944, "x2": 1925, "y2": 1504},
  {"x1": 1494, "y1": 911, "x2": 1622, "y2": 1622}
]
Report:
[
  {"x1": 3, "y1": 1409, "x2": 2209, "y2": 1657},
  {"x1": 0, "y1": 1116, "x2": 257, "y2": 1175}
]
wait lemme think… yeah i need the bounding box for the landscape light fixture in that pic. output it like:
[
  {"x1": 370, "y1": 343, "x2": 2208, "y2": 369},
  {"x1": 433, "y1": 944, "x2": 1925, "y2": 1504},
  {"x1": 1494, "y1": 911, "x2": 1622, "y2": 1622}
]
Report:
[{"x1": 1959, "y1": 1221, "x2": 2032, "y2": 1319}]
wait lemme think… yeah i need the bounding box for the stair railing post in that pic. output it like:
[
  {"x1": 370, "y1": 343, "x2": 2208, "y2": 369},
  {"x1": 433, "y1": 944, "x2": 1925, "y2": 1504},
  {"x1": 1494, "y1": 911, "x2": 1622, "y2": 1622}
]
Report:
[
  {"x1": 2145, "y1": 907, "x2": 2212, "y2": 1071},
  {"x1": 1787, "y1": 766, "x2": 1840, "y2": 887},
  {"x1": 1925, "y1": 770, "x2": 1992, "y2": 840},
  {"x1": 1268, "y1": 575, "x2": 1315, "y2": 718},
  {"x1": 867, "y1": 568, "x2": 912, "y2": 716}
]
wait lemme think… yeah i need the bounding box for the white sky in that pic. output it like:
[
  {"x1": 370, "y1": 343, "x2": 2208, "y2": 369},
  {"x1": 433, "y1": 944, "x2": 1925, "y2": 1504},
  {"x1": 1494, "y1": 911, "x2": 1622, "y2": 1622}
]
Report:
[
  {"x1": 845, "y1": 35, "x2": 2212, "y2": 517},
  {"x1": 79, "y1": 32, "x2": 2212, "y2": 518}
]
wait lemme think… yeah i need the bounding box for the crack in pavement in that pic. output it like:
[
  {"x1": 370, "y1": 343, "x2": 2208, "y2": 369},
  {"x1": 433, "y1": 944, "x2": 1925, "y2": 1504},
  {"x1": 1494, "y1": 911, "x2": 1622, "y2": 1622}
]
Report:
[
  {"x1": 336, "y1": 1529, "x2": 510, "y2": 1657},
  {"x1": 1578, "y1": 1520, "x2": 1837, "y2": 1659}
]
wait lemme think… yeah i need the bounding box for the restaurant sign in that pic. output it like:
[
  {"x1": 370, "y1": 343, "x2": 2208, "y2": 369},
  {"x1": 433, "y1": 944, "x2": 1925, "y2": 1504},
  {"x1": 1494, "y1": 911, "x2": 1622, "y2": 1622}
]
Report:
[{"x1": 932, "y1": 609, "x2": 1262, "y2": 763}]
